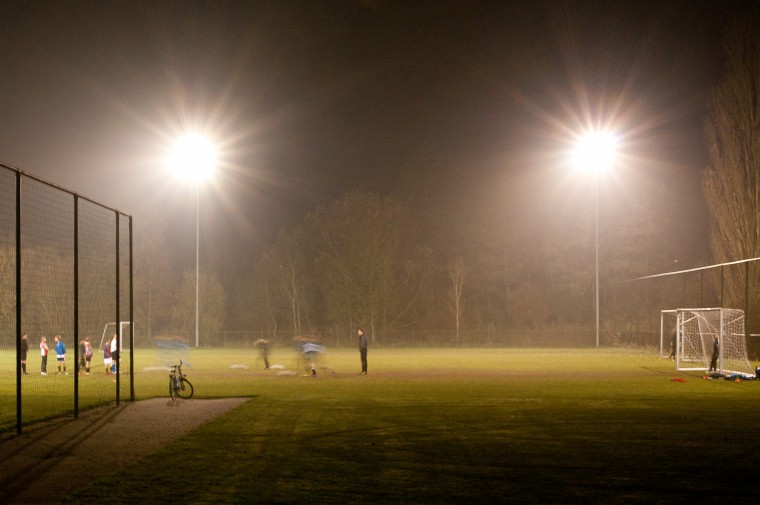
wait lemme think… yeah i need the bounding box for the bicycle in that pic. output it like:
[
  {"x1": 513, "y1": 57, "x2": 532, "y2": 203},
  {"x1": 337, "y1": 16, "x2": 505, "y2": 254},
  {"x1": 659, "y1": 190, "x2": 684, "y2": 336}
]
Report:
[{"x1": 169, "y1": 360, "x2": 194, "y2": 399}]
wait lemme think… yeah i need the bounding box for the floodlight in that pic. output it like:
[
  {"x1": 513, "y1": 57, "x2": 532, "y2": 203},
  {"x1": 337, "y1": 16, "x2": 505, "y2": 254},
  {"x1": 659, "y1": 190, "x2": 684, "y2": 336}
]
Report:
[
  {"x1": 167, "y1": 133, "x2": 218, "y2": 183},
  {"x1": 572, "y1": 131, "x2": 618, "y2": 174}
]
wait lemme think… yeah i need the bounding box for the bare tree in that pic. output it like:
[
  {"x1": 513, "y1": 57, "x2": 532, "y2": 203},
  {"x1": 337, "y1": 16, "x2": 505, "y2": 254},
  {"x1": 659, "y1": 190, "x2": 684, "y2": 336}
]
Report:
[
  {"x1": 253, "y1": 252, "x2": 283, "y2": 341},
  {"x1": 704, "y1": 10, "x2": 760, "y2": 307},
  {"x1": 307, "y1": 191, "x2": 429, "y2": 341},
  {"x1": 275, "y1": 226, "x2": 309, "y2": 336},
  {"x1": 448, "y1": 256, "x2": 466, "y2": 343}
]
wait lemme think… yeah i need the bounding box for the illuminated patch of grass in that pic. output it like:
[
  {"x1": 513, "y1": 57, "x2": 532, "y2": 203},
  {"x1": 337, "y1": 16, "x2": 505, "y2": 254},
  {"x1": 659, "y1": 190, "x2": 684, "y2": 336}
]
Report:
[{"x1": 58, "y1": 348, "x2": 760, "y2": 504}]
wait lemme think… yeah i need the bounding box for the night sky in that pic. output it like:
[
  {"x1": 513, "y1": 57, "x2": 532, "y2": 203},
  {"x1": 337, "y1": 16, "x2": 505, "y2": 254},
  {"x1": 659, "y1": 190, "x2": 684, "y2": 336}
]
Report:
[{"x1": 0, "y1": 0, "x2": 750, "y2": 259}]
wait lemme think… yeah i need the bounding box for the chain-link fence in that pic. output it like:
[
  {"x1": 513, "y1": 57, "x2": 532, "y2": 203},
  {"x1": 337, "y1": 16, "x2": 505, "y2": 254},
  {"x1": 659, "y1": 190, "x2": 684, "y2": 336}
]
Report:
[{"x1": 0, "y1": 163, "x2": 133, "y2": 434}]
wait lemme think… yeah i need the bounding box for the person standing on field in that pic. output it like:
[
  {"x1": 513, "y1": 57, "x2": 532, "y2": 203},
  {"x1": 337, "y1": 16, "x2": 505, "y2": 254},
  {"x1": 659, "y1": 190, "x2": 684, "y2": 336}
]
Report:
[
  {"x1": 54, "y1": 335, "x2": 68, "y2": 375},
  {"x1": 103, "y1": 340, "x2": 112, "y2": 374},
  {"x1": 669, "y1": 329, "x2": 677, "y2": 361},
  {"x1": 357, "y1": 327, "x2": 368, "y2": 375},
  {"x1": 110, "y1": 333, "x2": 119, "y2": 373},
  {"x1": 84, "y1": 337, "x2": 93, "y2": 375},
  {"x1": 20, "y1": 333, "x2": 29, "y2": 375},
  {"x1": 78, "y1": 338, "x2": 87, "y2": 375},
  {"x1": 40, "y1": 336, "x2": 49, "y2": 376},
  {"x1": 709, "y1": 336, "x2": 720, "y2": 372}
]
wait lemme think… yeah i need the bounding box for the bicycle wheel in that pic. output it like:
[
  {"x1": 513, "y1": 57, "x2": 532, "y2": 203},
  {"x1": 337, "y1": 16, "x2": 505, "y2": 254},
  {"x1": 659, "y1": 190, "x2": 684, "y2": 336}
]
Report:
[
  {"x1": 176, "y1": 377, "x2": 194, "y2": 399},
  {"x1": 169, "y1": 377, "x2": 176, "y2": 399}
]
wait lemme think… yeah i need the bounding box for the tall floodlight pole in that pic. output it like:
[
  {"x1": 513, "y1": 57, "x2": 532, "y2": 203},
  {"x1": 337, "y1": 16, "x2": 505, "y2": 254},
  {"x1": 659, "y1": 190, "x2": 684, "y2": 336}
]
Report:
[
  {"x1": 594, "y1": 171, "x2": 599, "y2": 348},
  {"x1": 572, "y1": 131, "x2": 617, "y2": 347},
  {"x1": 195, "y1": 185, "x2": 200, "y2": 348},
  {"x1": 167, "y1": 134, "x2": 217, "y2": 348}
]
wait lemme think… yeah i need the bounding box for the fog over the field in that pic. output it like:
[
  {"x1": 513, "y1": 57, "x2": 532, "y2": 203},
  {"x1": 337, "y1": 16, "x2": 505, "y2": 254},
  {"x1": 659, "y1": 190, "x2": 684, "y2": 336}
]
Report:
[{"x1": 1, "y1": 1, "x2": 751, "y2": 340}]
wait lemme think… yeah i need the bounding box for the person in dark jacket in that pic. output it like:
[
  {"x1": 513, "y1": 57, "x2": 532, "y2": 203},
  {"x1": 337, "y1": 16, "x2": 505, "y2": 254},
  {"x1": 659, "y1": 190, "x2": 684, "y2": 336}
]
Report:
[
  {"x1": 709, "y1": 336, "x2": 720, "y2": 372},
  {"x1": 20, "y1": 333, "x2": 29, "y2": 375},
  {"x1": 357, "y1": 328, "x2": 368, "y2": 375},
  {"x1": 54, "y1": 335, "x2": 68, "y2": 375}
]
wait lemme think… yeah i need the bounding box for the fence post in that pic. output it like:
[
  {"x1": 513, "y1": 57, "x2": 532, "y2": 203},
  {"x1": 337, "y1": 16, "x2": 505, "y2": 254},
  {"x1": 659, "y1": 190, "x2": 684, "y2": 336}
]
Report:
[
  {"x1": 129, "y1": 214, "x2": 134, "y2": 401},
  {"x1": 74, "y1": 195, "x2": 79, "y2": 418},
  {"x1": 15, "y1": 171, "x2": 22, "y2": 435},
  {"x1": 115, "y1": 211, "x2": 120, "y2": 405}
]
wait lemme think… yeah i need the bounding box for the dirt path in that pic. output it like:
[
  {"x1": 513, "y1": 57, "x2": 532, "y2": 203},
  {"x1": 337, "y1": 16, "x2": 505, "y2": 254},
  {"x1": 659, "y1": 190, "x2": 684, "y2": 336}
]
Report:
[{"x1": 0, "y1": 397, "x2": 249, "y2": 505}]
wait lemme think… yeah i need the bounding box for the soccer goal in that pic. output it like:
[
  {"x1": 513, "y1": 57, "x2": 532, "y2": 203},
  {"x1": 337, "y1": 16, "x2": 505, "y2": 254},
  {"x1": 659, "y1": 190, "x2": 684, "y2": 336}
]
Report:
[
  {"x1": 99, "y1": 321, "x2": 132, "y2": 352},
  {"x1": 673, "y1": 308, "x2": 752, "y2": 375}
]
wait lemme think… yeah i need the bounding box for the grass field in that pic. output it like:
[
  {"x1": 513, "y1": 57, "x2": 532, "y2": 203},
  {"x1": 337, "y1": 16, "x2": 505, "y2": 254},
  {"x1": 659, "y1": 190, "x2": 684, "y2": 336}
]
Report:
[{"x1": 3, "y1": 347, "x2": 760, "y2": 503}]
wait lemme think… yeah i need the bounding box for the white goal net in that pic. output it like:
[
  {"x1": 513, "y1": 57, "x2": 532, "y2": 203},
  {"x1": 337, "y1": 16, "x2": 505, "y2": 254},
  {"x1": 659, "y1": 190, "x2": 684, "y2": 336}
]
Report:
[{"x1": 674, "y1": 308, "x2": 752, "y2": 375}]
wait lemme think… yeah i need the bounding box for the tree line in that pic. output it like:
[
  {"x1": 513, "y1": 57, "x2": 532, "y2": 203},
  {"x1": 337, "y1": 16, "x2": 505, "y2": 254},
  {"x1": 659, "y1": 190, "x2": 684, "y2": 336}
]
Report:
[{"x1": 134, "y1": 165, "x2": 700, "y2": 346}]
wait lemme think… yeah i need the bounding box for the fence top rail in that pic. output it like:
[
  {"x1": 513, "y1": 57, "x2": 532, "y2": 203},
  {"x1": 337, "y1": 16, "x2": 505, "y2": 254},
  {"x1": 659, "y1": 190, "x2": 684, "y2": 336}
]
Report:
[
  {"x1": 1, "y1": 161, "x2": 132, "y2": 218},
  {"x1": 625, "y1": 257, "x2": 760, "y2": 283}
]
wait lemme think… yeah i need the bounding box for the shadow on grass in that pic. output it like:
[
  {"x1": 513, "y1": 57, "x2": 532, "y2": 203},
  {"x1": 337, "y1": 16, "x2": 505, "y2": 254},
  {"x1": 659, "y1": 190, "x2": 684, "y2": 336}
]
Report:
[{"x1": 64, "y1": 378, "x2": 760, "y2": 504}]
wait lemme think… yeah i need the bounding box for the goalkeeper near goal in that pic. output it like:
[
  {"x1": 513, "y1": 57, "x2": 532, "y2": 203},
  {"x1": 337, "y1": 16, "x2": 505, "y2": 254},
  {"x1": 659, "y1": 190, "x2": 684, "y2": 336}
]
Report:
[{"x1": 709, "y1": 336, "x2": 719, "y2": 372}]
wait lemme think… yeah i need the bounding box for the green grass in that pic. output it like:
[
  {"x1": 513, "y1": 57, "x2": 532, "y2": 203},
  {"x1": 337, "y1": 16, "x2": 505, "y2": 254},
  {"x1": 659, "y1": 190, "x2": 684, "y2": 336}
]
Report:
[{"x1": 4, "y1": 347, "x2": 760, "y2": 503}]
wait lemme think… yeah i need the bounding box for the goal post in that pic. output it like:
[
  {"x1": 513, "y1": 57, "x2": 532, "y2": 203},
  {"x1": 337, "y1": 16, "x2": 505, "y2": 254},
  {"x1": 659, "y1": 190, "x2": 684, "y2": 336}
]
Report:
[
  {"x1": 99, "y1": 321, "x2": 133, "y2": 353},
  {"x1": 659, "y1": 309, "x2": 678, "y2": 358},
  {"x1": 673, "y1": 308, "x2": 752, "y2": 375}
]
